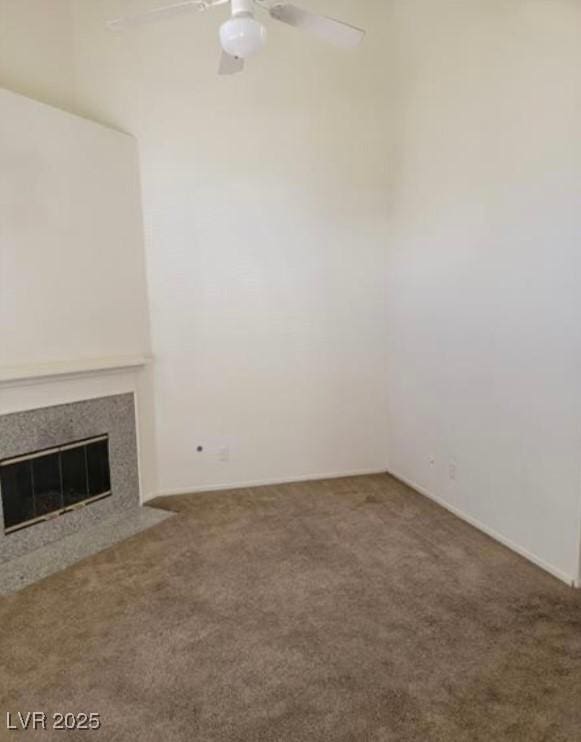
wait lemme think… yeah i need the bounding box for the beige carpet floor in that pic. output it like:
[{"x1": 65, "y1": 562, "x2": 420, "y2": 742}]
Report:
[{"x1": 1, "y1": 473, "x2": 580, "y2": 741}]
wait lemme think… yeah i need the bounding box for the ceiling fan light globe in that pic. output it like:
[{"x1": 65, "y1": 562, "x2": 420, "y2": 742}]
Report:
[{"x1": 219, "y1": 16, "x2": 266, "y2": 59}]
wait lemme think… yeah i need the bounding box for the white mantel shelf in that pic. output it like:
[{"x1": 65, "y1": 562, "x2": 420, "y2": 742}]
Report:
[{"x1": 0, "y1": 356, "x2": 152, "y2": 386}]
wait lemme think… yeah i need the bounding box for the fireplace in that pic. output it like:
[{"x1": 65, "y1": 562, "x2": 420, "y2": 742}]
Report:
[
  {"x1": 0, "y1": 393, "x2": 141, "y2": 564},
  {"x1": 1, "y1": 435, "x2": 112, "y2": 534}
]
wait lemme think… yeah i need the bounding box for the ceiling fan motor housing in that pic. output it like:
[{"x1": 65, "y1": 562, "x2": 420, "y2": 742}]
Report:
[{"x1": 231, "y1": 0, "x2": 254, "y2": 17}]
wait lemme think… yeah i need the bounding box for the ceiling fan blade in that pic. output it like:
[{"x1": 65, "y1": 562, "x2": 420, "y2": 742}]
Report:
[
  {"x1": 219, "y1": 51, "x2": 245, "y2": 75},
  {"x1": 269, "y1": 3, "x2": 365, "y2": 49},
  {"x1": 107, "y1": 0, "x2": 222, "y2": 31}
]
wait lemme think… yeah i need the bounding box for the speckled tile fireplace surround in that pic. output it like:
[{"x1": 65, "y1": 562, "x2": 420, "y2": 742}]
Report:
[{"x1": 0, "y1": 393, "x2": 141, "y2": 565}]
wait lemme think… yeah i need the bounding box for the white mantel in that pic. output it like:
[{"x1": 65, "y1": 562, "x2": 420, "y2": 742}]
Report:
[
  {"x1": 0, "y1": 355, "x2": 152, "y2": 387},
  {"x1": 0, "y1": 357, "x2": 158, "y2": 503}
]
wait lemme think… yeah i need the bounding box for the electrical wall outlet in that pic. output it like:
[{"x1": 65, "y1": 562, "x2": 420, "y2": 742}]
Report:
[
  {"x1": 448, "y1": 461, "x2": 457, "y2": 481},
  {"x1": 195, "y1": 440, "x2": 231, "y2": 462}
]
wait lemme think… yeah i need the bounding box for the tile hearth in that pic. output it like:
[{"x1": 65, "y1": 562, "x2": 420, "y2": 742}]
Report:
[{"x1": 0, "y1": 506, "x2": 173, "y2": 595}]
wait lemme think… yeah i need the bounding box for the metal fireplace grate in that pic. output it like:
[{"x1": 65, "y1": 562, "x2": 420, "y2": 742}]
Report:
[{"x1": 0, "y1": 435, "x2": 112, "y2": 534}]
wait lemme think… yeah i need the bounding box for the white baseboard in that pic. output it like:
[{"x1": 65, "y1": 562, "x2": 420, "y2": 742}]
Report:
[
  {"x1": 147, "y1": 467, "x2": 388, "y2": 500},
  {"x1": 387, "y1": 469, "x2": 578, "y2": 589}
]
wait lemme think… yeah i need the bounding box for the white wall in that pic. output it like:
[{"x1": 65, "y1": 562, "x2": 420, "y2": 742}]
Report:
[
  {"x1": 72, "y1": 0, "x2": 393, "y2": 494},
  {"x1": 0, "y1": 0, "x2": 75, "y2": 112},
  {"x1": 385, "y1": 0, "x2": 581, "y2": 584},
  {"x1": 0, "y1": 89, "x2": 151, "y2": 368}
]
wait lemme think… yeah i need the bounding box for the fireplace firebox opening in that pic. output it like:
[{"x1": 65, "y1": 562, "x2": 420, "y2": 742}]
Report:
[{"x1": 0, "y1": 436, "x2": 112, "y2": 534}]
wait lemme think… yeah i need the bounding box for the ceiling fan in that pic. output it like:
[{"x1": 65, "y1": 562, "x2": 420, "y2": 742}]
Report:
[{"x1": 107, "y1": 0, "x2": 366, "y2": 75}]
